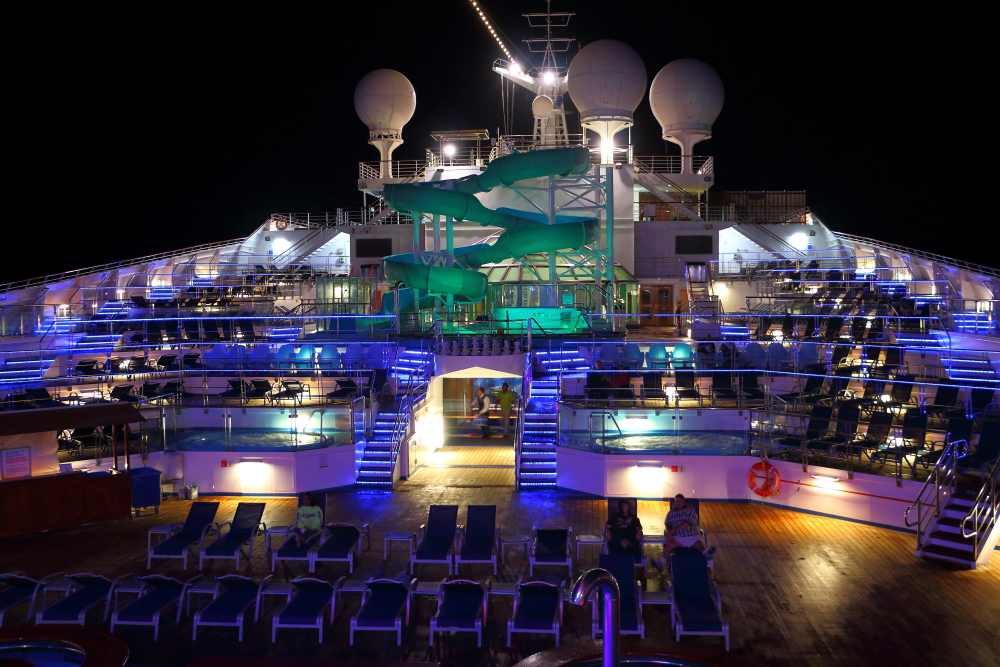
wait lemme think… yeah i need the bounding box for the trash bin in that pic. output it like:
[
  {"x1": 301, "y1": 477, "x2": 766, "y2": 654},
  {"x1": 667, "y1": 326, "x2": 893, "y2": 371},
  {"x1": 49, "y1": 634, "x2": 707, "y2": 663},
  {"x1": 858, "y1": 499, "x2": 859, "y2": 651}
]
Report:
[{"x1": 129, "y1": 467, "x2": 162, "y2": 516}]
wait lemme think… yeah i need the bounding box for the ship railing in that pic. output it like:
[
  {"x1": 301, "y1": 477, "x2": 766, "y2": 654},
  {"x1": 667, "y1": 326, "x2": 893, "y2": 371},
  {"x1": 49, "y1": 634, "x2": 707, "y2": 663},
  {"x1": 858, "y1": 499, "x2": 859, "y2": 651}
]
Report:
[
  {"x1": 832, "y1": 231, "x2": 1000, "y2": 281},
  {"x1": 426, "y1": 147, "x2": 493, "y2": 168},
  {"x1": 494, "y1": 134, "x2": 587, "y2": 155},
  {"x1": 633, "y1": 155, "x2": 714, "y2": 175},
  {"x1": 358, "y1": 160, "x2": 427, "y2": 181}
]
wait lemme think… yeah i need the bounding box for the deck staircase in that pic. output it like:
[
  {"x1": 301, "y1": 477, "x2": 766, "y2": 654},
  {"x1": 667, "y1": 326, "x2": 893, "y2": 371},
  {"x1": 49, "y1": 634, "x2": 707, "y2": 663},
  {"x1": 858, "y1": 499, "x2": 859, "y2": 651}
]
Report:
[
  {"x1": 951, "y1": 311, "x2": 995, "y2": 336},
  {"x1": 355, "y1": 347, "x2": 432, "y2": 489},
  {"x1": 516, "y1": 349, "x2": 584, "y2": 488},
  {"x1": 906, "y1": 442, "x2": 999, "y2": 569}
]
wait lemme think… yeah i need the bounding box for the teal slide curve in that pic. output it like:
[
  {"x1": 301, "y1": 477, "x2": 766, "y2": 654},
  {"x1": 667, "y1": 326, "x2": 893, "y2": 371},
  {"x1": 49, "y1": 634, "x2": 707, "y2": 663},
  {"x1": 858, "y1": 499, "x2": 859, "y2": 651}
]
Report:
[{"x1": 378, "y1": 147, "x2": 599, "y2": 313}]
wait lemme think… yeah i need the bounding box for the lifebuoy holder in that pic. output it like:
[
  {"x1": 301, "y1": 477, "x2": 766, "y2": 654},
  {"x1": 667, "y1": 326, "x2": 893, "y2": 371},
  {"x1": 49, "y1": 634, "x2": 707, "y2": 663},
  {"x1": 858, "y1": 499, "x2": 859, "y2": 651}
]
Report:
[
  {"x1": 275, "y1": 218, "x2": 289, "y2": 231},
  {"x1": 748, "y1": 461, "x2": 781, "y2": 497}
]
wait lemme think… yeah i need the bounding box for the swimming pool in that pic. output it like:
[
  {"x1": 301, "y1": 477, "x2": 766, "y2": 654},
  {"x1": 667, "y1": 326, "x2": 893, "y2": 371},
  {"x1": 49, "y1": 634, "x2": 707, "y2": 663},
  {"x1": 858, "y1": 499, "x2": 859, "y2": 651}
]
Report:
[
  {"x1": 592, "y1": 430, "x2": 747, "y2": 456},
  {"x1": 167, "y1": 428, "x2": 348, "y2": 452}
]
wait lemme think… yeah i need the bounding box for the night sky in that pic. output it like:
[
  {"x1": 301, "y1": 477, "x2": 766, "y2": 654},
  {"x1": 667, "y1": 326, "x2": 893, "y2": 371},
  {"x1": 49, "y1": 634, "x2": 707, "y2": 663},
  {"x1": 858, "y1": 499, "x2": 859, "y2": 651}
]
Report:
[{"x1": 6, "y1": 2, "x2": 992, "y2": 285}]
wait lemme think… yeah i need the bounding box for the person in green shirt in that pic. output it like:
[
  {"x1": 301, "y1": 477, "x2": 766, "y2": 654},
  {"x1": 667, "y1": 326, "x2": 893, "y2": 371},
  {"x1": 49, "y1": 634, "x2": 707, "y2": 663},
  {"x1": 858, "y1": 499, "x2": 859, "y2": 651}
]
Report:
[
  {"x1": 497, "y1": 382, "x2": 518, "y2": 437},
  {"x1": 293, "y1": 492, "x2": 323, "y2": 547}
]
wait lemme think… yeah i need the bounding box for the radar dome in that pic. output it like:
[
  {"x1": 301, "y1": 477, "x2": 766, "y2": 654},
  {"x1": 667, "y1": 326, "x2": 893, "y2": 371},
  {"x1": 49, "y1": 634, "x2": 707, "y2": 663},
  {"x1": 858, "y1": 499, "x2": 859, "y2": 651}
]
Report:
[
  {"x1": 567, "y1": 39, "x2": 647, "y2": 125},
  {"x1": 649, "y1": 59, "x2": 724, "y2": 145},
  {"x1": 354, "y1": 69, "x2": 416, "y2": 140}
]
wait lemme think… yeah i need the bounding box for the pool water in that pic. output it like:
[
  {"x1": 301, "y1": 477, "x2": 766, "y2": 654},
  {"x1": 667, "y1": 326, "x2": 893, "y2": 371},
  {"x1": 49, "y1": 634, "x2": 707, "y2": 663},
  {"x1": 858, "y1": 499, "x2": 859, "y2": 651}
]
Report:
[
  {"x1": 168, "y1": 428, "x2": 342, "y2": 451},
  {"x1": 595, "y1": 431, "x2": 746, "y2": 456}
]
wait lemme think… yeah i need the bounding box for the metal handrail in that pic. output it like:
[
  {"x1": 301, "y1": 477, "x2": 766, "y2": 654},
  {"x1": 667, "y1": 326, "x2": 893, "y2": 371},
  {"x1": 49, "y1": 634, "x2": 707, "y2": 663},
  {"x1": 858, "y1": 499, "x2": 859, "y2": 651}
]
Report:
[
  {"x1": 903, "y1": 439, "x2": 968, "y2": 549},
  {"x1": 588, "y1": 410, "x2": 624, "y2": 453},
  {"x1": 960, "y1": 456, "x2": 999, "y2": 558},
  {"x1": 833, "y1": 231, "x2": 1000, "y2": 280}
]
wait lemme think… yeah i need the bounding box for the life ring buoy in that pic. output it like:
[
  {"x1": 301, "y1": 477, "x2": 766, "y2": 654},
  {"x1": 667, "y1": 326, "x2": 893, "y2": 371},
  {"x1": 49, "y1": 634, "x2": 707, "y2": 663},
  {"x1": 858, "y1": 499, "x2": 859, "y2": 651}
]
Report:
[
  {"x1": 275, "y1": 218, "x2": 289, "y2": 231},
  {"x1": 748, "y1": 462, "x2": 781, "y2": 497}
]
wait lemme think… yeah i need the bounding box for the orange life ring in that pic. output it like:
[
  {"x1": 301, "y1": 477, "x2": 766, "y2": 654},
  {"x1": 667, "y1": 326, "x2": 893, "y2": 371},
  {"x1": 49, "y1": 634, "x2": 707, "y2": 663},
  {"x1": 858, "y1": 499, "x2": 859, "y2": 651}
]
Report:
[
  {"x1": 748, "y1": 462, "x2": 781, "y2": 497},
  {"x1": 275, "y1": 218, "x2": 289, "y2": 231}
]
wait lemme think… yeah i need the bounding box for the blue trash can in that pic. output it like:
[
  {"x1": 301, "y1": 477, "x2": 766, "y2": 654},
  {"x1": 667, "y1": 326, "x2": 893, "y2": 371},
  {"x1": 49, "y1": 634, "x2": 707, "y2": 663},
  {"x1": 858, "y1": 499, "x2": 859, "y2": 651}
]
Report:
[{"x1": 129, "y1": 467, "x2": 162, "y2": 516}]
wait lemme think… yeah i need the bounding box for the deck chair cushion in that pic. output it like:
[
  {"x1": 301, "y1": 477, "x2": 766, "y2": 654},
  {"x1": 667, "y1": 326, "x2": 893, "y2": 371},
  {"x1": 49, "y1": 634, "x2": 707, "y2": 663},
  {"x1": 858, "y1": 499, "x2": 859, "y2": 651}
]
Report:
[
  {"x1": 416, "y1": 537, "x2": 452, "y2": 559},
  {"x1": 0, "y1": 576, "x2": 37, "y2": 610},
  {"x1": 206, "y1": 533, "x2": 250, "y2": 556},
  {"x1": 534, "y1": 530, "x2": 568, "y2": 561},
  {"x1": 153, "y1": 533, "x2": 199, "y2": 556},
  {"x1": 116, "y1": 585, "x2": 182, "y2": 623},
  {"x1": 357, "y1": 583, "x2": 407, "y2": 627},
  {"x1": 513, "y1": 585, "x2": 559, "y2": 629},
  {"x1": 599, "y1": 554, "x2": 640, "y2": 632},
  {"x1": 199, "y1": 587, "x2": 257, "y2": 623},
  {"x1": 436, "y1": 584, "x2": 483, "y2": 629},
  {"x1": 671, "y1": 547, "x2": 722, "y2": 632},
  {"x1": 41, "y1": 579, "x2": 110, "y2": 622},
  {"x1": 276, "y1": 532, "x2": 320, "y2": 558},
  {"x1": 278, "y1": 583, "x2": 332, "y2": 625},
  {"x1": 460, "y1": 537, "x2": 494, "y2": 560},
  {"x1": 317, "y1": 526, "x2": 360, "y2": 558}
]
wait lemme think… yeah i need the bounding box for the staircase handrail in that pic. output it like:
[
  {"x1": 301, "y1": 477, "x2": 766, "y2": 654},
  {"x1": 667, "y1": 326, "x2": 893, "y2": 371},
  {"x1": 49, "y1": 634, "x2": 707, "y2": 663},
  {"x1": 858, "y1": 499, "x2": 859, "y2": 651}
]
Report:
[
  {"x1": 833, "y1": 231, "x2": 1000, "y2": 281},
  {"x1": 515, "y1": 351, "x2": 532, "y2": 486},
  {"x1": 960, "y1": 456, "x2": 999, "y2": 558},
  {"x1": 904, "y1": 439, "x2": 968, "y2": 548}
]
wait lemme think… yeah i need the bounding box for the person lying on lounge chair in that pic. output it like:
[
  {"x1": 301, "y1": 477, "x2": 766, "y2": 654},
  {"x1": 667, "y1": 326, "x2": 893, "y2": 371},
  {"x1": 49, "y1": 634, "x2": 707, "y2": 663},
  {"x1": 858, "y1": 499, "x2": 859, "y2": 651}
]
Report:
[
  {"x1": 655, "y1": 494, "x2": 714, "y2": 570},
  {"x1": 294, "y1": 493, "x2": 323, "y2": 548},
  {"x1": 604, "y1": 499, "x2": 643, "y2": 556}
]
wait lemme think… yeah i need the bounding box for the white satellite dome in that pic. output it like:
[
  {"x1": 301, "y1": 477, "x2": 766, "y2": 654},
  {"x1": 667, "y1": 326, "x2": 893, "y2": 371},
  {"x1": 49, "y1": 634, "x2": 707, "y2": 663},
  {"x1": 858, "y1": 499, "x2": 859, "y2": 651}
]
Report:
[
  {"x1": 354, "y1": 69, "x2": 416, "y2": 140},
  {"x1": 531, "y1": 95, "x2": 554, "y2": 120},
  {"x1": 567, "y1": 39, "x2": 647, "y2": 124},
  {"x1": 649, "y1": 59, "x2": 724, "y2": 140}
]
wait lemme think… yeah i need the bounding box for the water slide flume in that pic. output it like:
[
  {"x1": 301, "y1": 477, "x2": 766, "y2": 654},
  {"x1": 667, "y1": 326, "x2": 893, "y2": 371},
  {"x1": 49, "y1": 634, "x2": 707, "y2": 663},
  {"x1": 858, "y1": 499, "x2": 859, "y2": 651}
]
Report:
[{"x1": 379, "y1": 147, "x2": 599, "y2": 317}]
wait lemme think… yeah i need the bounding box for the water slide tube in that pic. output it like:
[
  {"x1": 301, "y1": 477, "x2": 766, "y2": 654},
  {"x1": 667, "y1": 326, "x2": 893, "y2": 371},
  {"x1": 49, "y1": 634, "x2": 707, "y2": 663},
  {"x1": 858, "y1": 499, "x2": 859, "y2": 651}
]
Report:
[{"x1": 379, "y1": 146, "x2": 599, "y2": 314}]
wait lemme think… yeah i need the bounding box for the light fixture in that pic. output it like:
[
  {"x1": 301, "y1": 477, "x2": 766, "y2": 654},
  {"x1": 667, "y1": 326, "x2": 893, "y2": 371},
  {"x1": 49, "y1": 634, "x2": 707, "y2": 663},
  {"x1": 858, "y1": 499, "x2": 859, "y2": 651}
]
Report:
[
  {"x1": 443, "y1": 144, "x2": 456, "y2": 157},
  {"x1": 510, "y1": 60, "x2": 520, "y2": 74},
  {"x1": 240, "y1": 457, "x2": 264, "y2": 463},
  {"x1": 542, "y1": 71, "x2": 555, "y2": 84},
  {"x1": 636, "y1": 461, "x2": 662, "y2": 468},
  {"x1": 810, "y1": 474, "x2": 841, "y2": 482}
]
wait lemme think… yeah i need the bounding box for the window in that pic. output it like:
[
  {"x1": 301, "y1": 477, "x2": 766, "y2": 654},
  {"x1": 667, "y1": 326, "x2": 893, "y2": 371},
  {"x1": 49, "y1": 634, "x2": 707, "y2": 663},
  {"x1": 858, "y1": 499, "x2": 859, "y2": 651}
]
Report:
[
  {"x1": 675, "y1": 235, "x2": 713, "y2": 255},
  {"x1": 355, "y1": 238, "x2": 393, "y2": 258}
]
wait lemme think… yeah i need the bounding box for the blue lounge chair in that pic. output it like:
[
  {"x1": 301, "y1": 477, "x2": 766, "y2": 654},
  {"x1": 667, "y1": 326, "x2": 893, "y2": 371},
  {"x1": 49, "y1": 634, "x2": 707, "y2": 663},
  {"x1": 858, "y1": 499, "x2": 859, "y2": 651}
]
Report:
[
  {"x1": 349, "y1": 578, "x2": 416, "y2": 647},
  {"x1": 506, "y1": 580, "x2": 562, "y2": 646},
  {"x1": 192, "y1": 574, "x2": 271, "y2": 641},
  {"x1": 593, "y1": 554, "x2": 645, "y2": 639},
  {"x1": 148, "y1": 501, "x2": 220, "y2": 568},
  {"x1": 271, "y1": 576, "x2": 344, "y2": 643},
  {"x1": 670, "y1": 547, "x2": 729, "y2": 650},
  {"x1": 36, "y1": 573, "x2": 128, "y2": 626},
  {"x1": 110, "y1": 574, "x2": 201, "y2": 640},
  {"x1": 429, "y1": 579, "x2": 488, "y2": 647},
  {"x1": 0, "y1": 572, "x2": 61, "y2": 626},
  {"x1": 603, "y1": 498, "x2": 647, "y2": 571},
  {"x1": 411, "y1": 505, "x2": 459, "y2": 575},
  {"x1": 311, "y1": 523, "x2": 370, "y2": 573},
  {"x1": 529, "y1": 526, "x2": 573, "y2": 577},
  {"x1": 271, "y1": 526, "x2": 324, "y2": 571},
  {"x1": 199, "y1": 502, "x2": 266, "y2": 569},
  {"x1": 455, "y1": 505, "x2": 499, "y2": 575}
]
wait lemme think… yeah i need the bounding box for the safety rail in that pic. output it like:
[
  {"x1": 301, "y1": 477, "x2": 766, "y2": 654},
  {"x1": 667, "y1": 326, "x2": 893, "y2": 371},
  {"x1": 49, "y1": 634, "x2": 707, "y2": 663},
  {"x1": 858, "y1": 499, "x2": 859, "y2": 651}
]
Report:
[
  {"x1": 588, "y1": 410, "x2": 624, "y2": 454},
  {"x1": 358, "y1": 160, "x2": 427, "y2": 182},
  {"x1": 732, "y1": 207, "x2": 810, "y2": 224},
  {"x1": 904, "y1": 439, "x2": 968, "y2": 550},
  {"x1": 426, "y1": 147, "x2": 492, "y2": 168},
  {"x1": 0, "y1": 237, "x2": 247, "y2": 296},
  {"x1": 384, "y1": 344, "x2": 432, "y2": 482},
  {"x1": 270, "y1": 208, "x2": 408, "y2": 228},
  {"x1": 961, "y1": 456, "x2": 999, "y2": 558},
  {"x1": 632, "y1": 155, "x2": 714, "y2": 175},
  {"x1": 515, "y1": 351, "x2": 533, "y2": 487},
  {"x1": 833, "y1": 231, "x2": 1000, "y2": 281},
  {"x1": 494, "y1": 134, "x2": 587, "y2": 156}
]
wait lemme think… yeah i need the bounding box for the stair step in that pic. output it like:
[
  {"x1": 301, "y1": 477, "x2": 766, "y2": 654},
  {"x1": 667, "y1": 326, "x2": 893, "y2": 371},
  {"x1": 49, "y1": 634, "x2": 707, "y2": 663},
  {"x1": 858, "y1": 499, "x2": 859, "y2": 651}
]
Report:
[
  {"x1": 928, "y1": 531, "x2": 976, "y2": 547},
  {"x1": 920, "y1": 544, "x2": 977, "y2": 564}
]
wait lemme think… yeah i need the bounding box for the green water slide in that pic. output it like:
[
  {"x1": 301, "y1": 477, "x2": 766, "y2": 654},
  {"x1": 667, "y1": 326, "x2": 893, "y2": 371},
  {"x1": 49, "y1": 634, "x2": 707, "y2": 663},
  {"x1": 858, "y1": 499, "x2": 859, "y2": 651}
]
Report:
[{"x1": 379, "y1": 146, "x2": 599, "y2": 314}]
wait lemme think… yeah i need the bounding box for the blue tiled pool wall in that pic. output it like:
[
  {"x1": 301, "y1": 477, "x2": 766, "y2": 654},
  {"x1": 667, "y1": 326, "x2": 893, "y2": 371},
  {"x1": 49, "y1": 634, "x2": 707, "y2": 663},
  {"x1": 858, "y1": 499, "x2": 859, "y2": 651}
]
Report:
[{"x1": 558, "y1": 406, "x2": 750, "y2": 455}]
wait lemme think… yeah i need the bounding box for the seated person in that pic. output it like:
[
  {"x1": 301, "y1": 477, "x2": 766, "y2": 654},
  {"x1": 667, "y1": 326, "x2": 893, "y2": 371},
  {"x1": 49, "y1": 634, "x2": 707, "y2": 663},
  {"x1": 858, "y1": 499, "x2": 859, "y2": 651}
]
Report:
[
  {"x1": 608, "y1": 366, "x2": 631, "y2": 401},
  {"x1": 604, "y1": 499, "x2": 643, "y2": 555},
  {"x1": 586, "y1": 360, "x2": 610, "y2": 403},
  {"x1": 293, "y1": 492, "x2": 324, "y2": 547},
  {"x1": 655, "y1": 494, "x2": 713, "y2": 570}
]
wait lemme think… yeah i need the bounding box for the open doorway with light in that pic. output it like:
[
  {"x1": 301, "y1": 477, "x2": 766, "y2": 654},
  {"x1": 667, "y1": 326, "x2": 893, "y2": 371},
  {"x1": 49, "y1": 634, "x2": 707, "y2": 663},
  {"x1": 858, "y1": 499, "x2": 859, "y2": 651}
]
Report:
[{"x1": 405, "y1": 368, "x2": 523, "y2": 487}]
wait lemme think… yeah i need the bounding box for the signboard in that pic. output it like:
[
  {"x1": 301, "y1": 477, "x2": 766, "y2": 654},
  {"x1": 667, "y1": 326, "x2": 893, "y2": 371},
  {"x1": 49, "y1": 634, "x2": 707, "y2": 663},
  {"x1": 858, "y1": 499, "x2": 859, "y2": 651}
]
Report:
[{"x1": 1, "y1": 447, "x2": 32, "y2": 479}]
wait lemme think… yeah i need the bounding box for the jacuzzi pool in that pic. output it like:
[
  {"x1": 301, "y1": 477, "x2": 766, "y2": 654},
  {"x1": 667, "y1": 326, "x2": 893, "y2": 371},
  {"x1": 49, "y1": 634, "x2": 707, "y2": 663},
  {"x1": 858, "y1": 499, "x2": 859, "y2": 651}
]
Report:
[
  {"x1": 167, "y1": 428, "x2": 347, "y2": 451},
  {"x1": 594, "y1": 431, "x2": 747, "y2": 456}
]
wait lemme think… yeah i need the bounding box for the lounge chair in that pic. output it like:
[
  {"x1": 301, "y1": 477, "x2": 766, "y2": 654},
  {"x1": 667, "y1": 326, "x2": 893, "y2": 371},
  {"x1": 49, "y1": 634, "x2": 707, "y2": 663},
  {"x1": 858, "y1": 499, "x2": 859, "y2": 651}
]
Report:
[
  {"x1": 529, "y1": 526, "x2": 573, "y2": 577},
  {"x1": 455, "y1": 505, "x2": 499, "y2": 574},
  {"x1": 775, "y1": 368, "x2": 826, "y2": 404},
  {"x1": 855, "y1": 411, "x2": 896, "y2": 465},
  {"x1": 411, "y1": 505, "x2": 459, "y2": 574},
  {"x1": 109, "y1": 384, "x2": 140, "y2": 402},
  {"x1": 776, "y1": 404, "x2": 834, "y2": 454},
  {"x1": 603, "y1": 498, "x2": 647, "y2": 571},
  {"x1": 36, "y1": 573, "x2": 128, "y2": 626},
  {"x1": 271, "y1": 576, "x2": 343, "y2": 643},
  {"x1": 349, "y1": 578, "x2": 416, "y2": 646},
  {"x1": 0, "y1": 572, "x2": 61, "y2": 626},
  {"x1": 199, "y1": 502, "x2": 266, "y2": 569},
  {"x1": 670, "y1": 547, "x2": 729, "y2": 650},
  {"x1": 237, "y1": 320, "x2": 257, "y2": 342},
  {"x1": 23, "y1": 388, "x2": 64, "y2": 408},
  {"x1": 110, "y1": 574, "x2": 200, "y2": 640},
  {"x1": 311, "y1": 523, "x2": 370, "y2": 573},
  {"x1": 640, "y1": 372, "x2": 667, "y2": 406},
  {"x1": 271, "y1": 526, "x2": 324, "y2": 571},
  {"x1": 326, "y1": 379, "x2": 360, "y2": 401},
  {"x1": 506, "y1": 580, "x2": 562, "y2": 646},
  {"x1": 430, "y1": 579, "x2": 489, "y2": 647},
  {"x1": 191, "y1": 574, "x2": 271, "y2": 641},
  {"x1": 246, "y1": 379, "x2": 274, "y2": 401},
  {"x1": 673, "y1": 371, "x2": 702, "y2": 407},
  {"x1": 271, "y1": 380, "x2": 307, "y2": 406},
  {"x1": 218, "y1": 379, "x2": 251, "y2": 401},
  {"x1": 915, "y1": 417, "x2": 973, "y2": 469},
  {"x1": 710, "y1": 372, "x2": 740, "y2": 407},
  {"x1": 957, "y1": 421, "x2": 1000, "y2": 474},
  {"x1": 593, "y1": 553, "x2": 645, "y2": 639},
  {"x1": 148, "y1": 501, "x2": 220, "y2": 568}
]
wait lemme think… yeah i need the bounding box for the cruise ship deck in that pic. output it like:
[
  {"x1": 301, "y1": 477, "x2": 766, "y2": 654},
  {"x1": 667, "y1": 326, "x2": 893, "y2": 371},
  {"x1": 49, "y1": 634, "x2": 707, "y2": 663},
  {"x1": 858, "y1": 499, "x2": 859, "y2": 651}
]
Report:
[{"x1": 1, "y1": 490, "x2": 998, "y2": 667}]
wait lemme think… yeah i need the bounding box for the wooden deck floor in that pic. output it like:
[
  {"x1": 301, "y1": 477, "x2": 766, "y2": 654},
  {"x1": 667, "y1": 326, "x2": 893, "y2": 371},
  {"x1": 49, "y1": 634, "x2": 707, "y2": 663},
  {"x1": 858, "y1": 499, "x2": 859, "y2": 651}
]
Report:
[
  {"x1": 405, "y1": 445, "x2": 516, "y2": 487},
  {"x1": 1, "y1": 488, "x2": 998, "y2": 667}
]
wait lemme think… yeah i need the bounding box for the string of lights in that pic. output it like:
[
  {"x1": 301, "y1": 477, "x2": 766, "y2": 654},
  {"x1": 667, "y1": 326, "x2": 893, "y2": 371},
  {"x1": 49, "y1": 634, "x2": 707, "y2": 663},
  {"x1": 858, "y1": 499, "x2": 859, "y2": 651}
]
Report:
[{"x1": 468, "y1": 0, "x2": 513, "y2": 62}]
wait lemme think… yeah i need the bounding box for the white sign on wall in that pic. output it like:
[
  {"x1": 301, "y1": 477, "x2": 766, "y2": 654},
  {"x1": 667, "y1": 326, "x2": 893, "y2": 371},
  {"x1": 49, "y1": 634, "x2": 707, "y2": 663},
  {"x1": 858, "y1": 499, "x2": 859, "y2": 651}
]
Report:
[{"x1": 1, "y1": 447, "x2": 32, "y2": 479}]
